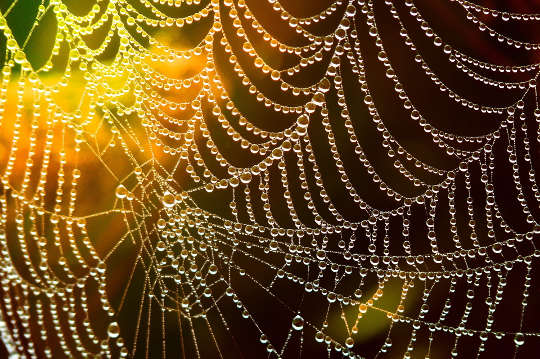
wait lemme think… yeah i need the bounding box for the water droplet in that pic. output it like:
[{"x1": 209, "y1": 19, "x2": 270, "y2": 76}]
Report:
[
  {"x1": 312, "y1": 92, "x2": 325, "y2": 106},
  {"x1": 162, "y1": 192, "x2": 176, "y2": 208},
  {"x1": 115, "y1": 185, "x2": 127, "y2": 199},
  {"x1": 240, "y1": 172, "x2": 252, "y2": 184},
  {"x1": 292, "y1": 315, "x2": 304, "y2": 330},
  {"x1": 156, "y1": 240, "x2": 166, "y2": 251},
  {"x1": 282, "y1": 140, "x2": 292, "y2": 151},
  {"x1": 181, "y1": 298, "x2": 189, "y2": 308},
  {"x1": 69, "y1": 48, "x2": 80, "y2": 62},
  {"x1": 269, "y1": 240, "x2": 278, "y2": 251},
  {"x1": 514, "y1": 332, "x2": 525, "y2": 346},
  {"x1": 107, "y1": 322, "x2": 120, "y2": 338},
  {"x1": 14, "y1": 50, "x2": 26, "y2": 65},
  {"x1": 305, "y1": 102, "x2": 317, "y2": 114},
  {"x1": 6, "y1": 39, "x2": 18, "y2": 51},
  {"x1": 319, "y1": 78, "x2": 331, "y2": 92},
  {"x1": 297, "y1": 114, "x2": 309, "y2": 128},
  {"x1": 271, "y1": 148, "x2": 283, "y2": 160},
  {"x1": 345, "y1": 337, "x2": 354, "y2": 348}
]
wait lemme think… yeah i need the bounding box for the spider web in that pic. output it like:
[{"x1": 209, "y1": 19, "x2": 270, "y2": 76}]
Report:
[{"x1": 0, "y1": 0, "x2": 539, "y2": 358}]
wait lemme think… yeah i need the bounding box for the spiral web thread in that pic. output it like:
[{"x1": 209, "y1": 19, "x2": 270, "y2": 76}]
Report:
[{"x1": 0, "y1": 0, "x2": 539, "y2": 358}]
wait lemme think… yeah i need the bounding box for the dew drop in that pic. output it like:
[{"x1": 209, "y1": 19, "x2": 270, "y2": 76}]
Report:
[
  {"x1": 107, "y1": 322, "x2": 120, "y2": 338},
  {"x1": 115, "y1": 185, "x2": 128, "y2": 199},
  {"x1": 14, "y1": 50, "x2": 26, "y2": 64},
  {"x1": 514, "y1": 332, "x2": 525, "y2": 346},
  {"x1": 156, "y1": 240, "x2": 166, "y2": 251},
  {"x1": 292, "y1": 315, "x2": 304, "y2": 330},
  {"x1": 319, "y1": 78, "x2": 331, "y2": 92},
  {"x1": 162, "y1": 192, "x2": 176, "y2": 208},
  {"x1": 312, "y1": 92, "x2": 325, "y2": 106},
  {"x1": 271, "y1": 148, "x2": 283, "y2": 160},
  {"x1": 297, "y1": 114, "x2": 309, "y2": 128},
  {"x1": 240, "y1": 172, "x2": 252, "y2": 184}
]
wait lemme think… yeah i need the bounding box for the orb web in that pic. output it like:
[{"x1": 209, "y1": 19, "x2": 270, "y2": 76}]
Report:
[{"x1": 0, "y1": 0, "x2": 539, "y2": 358}]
